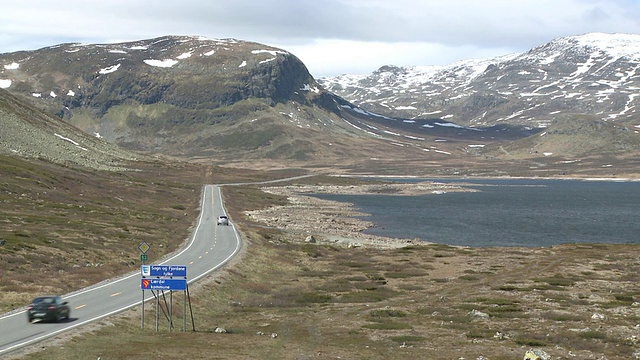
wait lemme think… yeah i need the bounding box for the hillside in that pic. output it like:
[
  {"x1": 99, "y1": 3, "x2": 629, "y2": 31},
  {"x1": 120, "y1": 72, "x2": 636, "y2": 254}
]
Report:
[
  {"x1": 0, "y1": 89, "x2": 139, "y2": 170},
  {"x1": 320, "y1": 33, "x2": 640, "y2": 131},
  {"x1": 0, "y1": 36, "x2": 538, "y2": 169}
]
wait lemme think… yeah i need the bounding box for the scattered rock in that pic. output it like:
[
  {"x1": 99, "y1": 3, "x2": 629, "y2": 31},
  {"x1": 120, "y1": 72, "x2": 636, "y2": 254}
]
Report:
[
  {"x1": 304, "y1": 235, "x2": 316, "y2": 243},
  {"x1": 214, "y1": 327, "x2": 227, "y2": 333},
  {"x1": 524, "y1": 348, "x2": 550, "y2": 360},
  {"x1": 591, "y1": 313, "x2": 606, "y2": 321},
  {"x1": 470, "y1": 309, "x2": 489, "y2": 319}
]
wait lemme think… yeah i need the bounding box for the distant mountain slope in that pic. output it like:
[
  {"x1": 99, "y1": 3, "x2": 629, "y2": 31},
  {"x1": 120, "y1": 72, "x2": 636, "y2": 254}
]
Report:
[
  {"x1": 0, "y1": 89, "x2": 138, "y2": 170},
  {"x1": 0, "y1": 36, "x2": 537, "y2": 164},
  {"x1": 0, "y1": 36, "x2": 347, "y2": 159},
  {"x1": 320, "y1": 33, "x2": 640, "y2": 131},
  {"x1": 485, "y1": 115, "x2": 640, "y2": 159}
]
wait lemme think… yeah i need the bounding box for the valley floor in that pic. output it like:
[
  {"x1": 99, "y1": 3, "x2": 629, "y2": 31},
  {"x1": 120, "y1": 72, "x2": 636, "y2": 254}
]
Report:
[{"x1": 7, "y1": 176, "x2": 640, "y2": 360}]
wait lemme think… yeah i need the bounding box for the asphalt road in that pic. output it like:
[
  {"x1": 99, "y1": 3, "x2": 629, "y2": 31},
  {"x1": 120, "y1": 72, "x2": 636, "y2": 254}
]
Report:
[{"x1": 0, "y1": 184, "x2": 241, "y2": 356}]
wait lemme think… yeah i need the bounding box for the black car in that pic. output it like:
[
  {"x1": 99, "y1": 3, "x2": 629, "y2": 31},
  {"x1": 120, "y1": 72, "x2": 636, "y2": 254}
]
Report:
[{"x1": 27, "y1": 296, "x2": 70, "y2": 323}]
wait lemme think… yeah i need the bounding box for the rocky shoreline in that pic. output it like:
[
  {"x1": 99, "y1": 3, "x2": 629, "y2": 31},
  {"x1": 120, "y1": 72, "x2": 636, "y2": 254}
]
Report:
[{"x1": 245, "y1": 181, "x2": 476, "y2": 249}]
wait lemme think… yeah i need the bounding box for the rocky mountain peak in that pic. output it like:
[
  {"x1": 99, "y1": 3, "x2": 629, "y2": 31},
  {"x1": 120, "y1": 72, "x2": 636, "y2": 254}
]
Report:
[
  {"x1": 320, "y1": 33, "x2": 640, "y2": 130},
  {"x1": 1, "y1": 35, "x2": 321, "y2": 113},
  {"x1": 0, "y1": 36, "x2": 348, "y2": 158}
]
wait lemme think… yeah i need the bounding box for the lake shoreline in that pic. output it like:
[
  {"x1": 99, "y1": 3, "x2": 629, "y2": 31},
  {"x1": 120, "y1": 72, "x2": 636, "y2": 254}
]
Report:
[
  {"x1": 246, "y1": 177, "x2": 640, "y2": 249},
  {"x1": 244, "y1": 180, "x2": 475, "y2": 249}
]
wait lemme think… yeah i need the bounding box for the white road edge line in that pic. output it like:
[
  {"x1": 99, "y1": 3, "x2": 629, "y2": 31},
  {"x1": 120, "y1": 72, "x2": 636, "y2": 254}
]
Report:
[{"x1": 0, "y1": 185, "x2": 241, "y2": 354}]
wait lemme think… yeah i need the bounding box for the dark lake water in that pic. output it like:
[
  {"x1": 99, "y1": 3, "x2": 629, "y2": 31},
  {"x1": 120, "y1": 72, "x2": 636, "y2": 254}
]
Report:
[{"x1": 313, "y1": 178, "x2": 640, "y2": 247}]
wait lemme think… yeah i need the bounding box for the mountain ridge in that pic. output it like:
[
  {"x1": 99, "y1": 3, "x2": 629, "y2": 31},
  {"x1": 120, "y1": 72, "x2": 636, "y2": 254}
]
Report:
[
  {"x1": 320, "y1": 32, "x2": 640, "y2": 130},
  {"x1": 0, "y1": 35, "x2": 538, "y2": 167},
  {"x1": 0, "y1": 33, "x2": 639, "y2": 174}
]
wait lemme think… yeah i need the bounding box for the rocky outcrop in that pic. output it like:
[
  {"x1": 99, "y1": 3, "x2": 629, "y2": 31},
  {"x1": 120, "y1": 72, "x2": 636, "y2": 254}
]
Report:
[{"x1": 0, "y1": 36, "x2": 333, "y2": 157}]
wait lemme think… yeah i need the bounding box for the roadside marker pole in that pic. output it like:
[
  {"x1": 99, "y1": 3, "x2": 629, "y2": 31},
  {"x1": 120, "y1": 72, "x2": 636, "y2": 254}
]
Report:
[
  {"x1": 155, "y1": 291, "x2": 159, "y2": 333},
  {"x1": 141, "y1": 289, "x2": 145, "y2": 329},
  {"x1": 187, "y1": 284, "x2": 195, "y2": 331},
  {"x1": 169, "y1": 290, "x2": 173, "y2": 333}
]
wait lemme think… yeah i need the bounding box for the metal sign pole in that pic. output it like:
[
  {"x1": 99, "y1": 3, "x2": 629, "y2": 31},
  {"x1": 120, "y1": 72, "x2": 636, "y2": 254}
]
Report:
[
  {"x1": 138, "y1": 242, "x2": 150, "y2": 330},
  {"x1": 141, "y1": 289, "x2": 145, "y2": 329},
  {"x1": 155, "y1": 291, "x2": 159, "y2": 333},
  {"x1": 169, "y1": 290, "x2": 173, "y2": 333},
  {"x1": 183, "y1": 290, "x2": 187, "y2": 332}
]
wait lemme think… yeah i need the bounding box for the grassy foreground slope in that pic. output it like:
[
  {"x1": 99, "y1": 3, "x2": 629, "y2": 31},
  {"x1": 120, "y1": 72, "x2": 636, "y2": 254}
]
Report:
[
  {"x1": 8, "y1": 178, "x2": 640, "y2": 360},
  {"x1": 0, "y1": 154, "x2": 304, "y2": 312}
]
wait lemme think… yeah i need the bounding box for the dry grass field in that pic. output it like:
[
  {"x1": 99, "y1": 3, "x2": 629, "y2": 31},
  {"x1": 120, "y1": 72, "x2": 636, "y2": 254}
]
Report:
[{"x1": 6, "y1": 177, "x2": 640, "y2": 360}]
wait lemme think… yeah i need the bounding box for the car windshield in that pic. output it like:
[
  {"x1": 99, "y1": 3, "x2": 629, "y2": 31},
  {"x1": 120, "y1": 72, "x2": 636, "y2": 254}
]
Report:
[{"x1": 33, "y1": 297, "x2": 55, "y2": 304}]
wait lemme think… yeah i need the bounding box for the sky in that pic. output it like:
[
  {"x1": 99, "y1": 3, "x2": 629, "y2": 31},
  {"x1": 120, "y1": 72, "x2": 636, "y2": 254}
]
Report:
[{"x1": 2, "y1": 0, "x2": 640, "y2": 78}]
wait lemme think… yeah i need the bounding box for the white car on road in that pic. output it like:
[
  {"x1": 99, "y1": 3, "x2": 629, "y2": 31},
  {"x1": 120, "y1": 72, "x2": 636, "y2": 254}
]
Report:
[{"x1": 217, "y1": 215, "x2": 229, "y2": 226}]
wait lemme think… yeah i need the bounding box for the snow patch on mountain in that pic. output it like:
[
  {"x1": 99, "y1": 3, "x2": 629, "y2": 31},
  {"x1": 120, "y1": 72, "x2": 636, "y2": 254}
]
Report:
[
  {"x1": 320, "y1": 33, "x2": 640, "y2": 127},
  {"x1": 3, "y1": 62, "x2": 19, "y2": 70},
  {"x1": 144, "y1": 59, "x2": 179, "y2": 68}
]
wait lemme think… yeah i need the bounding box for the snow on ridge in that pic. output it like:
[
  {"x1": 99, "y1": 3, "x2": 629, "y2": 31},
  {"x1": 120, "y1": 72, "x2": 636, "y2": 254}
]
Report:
[
  {"x1": 325, "y1": 52, "x2": 521, "y2": 90},
  {"x1": 54, "y1": 133, "x2": 88, "y2": 151},
  {"x1": 300, "y1": 84, "x2": 320, "y2": 93},
  {"x1": 3, "y1": 62, "x2": 19, "y2": 70},
  {"x1": 0, "y1": 79, "x2": 11, "y2": 88},
  {"x1": 563, "y1": 33, "x2": 640, "y2": 59},
  {"x1": 99, "y1": 63, "x2": 121, "y2": 74},
  {"x1": 340, "y1": 104, "x2": 393, "y2": 120},
  {"x1": 143, "y1": 59, "x2": 179, "y2": 68},
  {"x1": 177, "y1": 52, "x2": 192, "y2": 60},
  {"x1": 251, "y1": 49, "x2": 287, "y2": 56}
]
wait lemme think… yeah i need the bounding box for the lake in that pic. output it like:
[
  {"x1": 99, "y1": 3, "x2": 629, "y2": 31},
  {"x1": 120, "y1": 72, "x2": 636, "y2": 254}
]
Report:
[{"x1": 313, "y1": 178, "x2": 640, "y2": 247}]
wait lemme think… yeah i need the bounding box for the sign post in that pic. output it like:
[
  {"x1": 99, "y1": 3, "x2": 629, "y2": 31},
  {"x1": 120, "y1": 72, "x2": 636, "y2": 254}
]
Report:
[
  {"x1": 138, "y1": 242, "x2": 150, "y2": 329},
  {"x1": 141, "y1": 264, "x2": 189, "y2": 332}
]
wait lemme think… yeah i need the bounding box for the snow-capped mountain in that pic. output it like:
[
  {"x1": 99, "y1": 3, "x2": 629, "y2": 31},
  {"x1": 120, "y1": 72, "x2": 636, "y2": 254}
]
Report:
[
  {"x1": 0, "y1": 35, "x2": 541, "y2": 162},
  {"x1": 320, "y1": 33, "x2": 640, "y2": 129}
]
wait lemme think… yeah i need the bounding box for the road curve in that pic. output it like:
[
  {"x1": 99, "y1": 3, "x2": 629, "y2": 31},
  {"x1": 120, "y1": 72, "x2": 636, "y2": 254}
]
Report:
[{"x1": 0, "y1": 184, "x2": 240, "y2": 356}]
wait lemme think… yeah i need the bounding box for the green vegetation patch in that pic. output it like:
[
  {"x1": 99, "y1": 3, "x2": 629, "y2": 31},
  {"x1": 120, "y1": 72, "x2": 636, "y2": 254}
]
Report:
[
  {"x1": 362, "y1": 321, "x2": 412, "y2": 330},
  {"x1": 389, "y1": 335, "x2": 426, "y2": 343},
  {"x1": 533, "y1": 274, "x2": 577, "y2": 287}
]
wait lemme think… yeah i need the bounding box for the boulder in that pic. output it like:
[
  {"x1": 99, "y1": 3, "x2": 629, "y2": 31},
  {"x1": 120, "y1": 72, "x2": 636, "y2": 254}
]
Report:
[
  {"x1": 524, "y1": 348, "x2": 550, "y2": 360},
  {"x1": 469, "y1": 309, "x2": 489, "y2": 319}
]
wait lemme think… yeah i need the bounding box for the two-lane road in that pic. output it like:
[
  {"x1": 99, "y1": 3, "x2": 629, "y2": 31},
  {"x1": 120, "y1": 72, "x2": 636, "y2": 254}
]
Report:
[{"x1": 0, "y1": 185, "x2": 240, "y2": 356}]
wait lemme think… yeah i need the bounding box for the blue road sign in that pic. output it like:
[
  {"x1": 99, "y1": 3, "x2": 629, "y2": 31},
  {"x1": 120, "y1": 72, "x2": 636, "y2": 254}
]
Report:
[
  {"x1": 141, "y1": 265, "x2": 187, "y2": 278},
  {"x1": 141, "y1": 278, "x2": 187, "y2": 291}
]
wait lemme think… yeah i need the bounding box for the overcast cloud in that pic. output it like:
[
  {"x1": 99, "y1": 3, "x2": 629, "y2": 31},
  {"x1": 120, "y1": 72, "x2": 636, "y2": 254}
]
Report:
[{"x1": 1, "y1": 0, "x2": 640, "y2": 77}]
